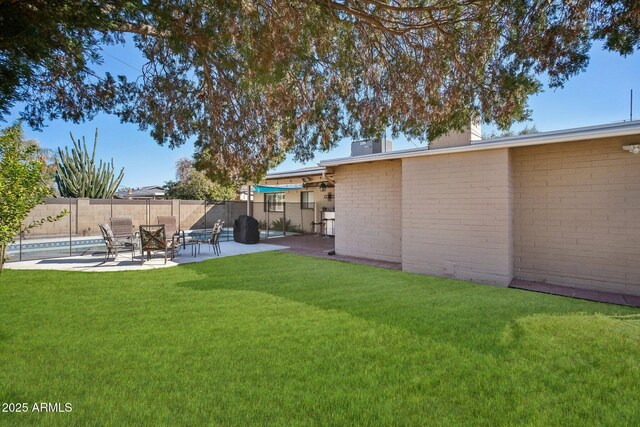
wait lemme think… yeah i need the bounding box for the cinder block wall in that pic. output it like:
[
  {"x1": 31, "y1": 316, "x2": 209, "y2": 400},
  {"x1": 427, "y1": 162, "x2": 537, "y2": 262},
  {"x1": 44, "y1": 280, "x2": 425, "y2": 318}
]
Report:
[
  {"x1": 20, "y1": 199, "x2": 248, "y2": 238},
  {"x1": 148, "y1": 201, "x2": 173, "y2": 224},
  {"x1": 21, "y1": 198, "x2": 75, "y2": 238},
  {"x1": 77, "y1": 200, "x2": 111, "y2": 236},
  {"x1": 334, "y1": 160, "x2": 402, "y2": 262},
  {"x1": 179, "y1": 201, "x2": 207, "y2": 230},
  {"x1": 512, "y1": 136, "x2": 640, "y2": 295},
  {"x1": 111, "y1": 200, "x2": 150, "y2": 231},
  {"x1": 401, "y1": 149, "x2": 513, "y2": 285}
]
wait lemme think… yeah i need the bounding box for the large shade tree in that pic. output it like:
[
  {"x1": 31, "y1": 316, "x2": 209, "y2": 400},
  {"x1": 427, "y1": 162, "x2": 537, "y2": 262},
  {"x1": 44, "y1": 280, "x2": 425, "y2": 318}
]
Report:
[
  {"x1": 165, "y1": 158, "x2": 237, "y2": 200},
  {"x1": 1, "y1": 1, "x2": 639, "y2": 184}
]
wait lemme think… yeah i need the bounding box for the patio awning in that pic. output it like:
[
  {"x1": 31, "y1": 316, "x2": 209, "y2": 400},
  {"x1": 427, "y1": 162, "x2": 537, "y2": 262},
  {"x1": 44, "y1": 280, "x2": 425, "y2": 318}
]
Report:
[{"x1": 252, "y1": 184, "x2": 303, "y2": 193}]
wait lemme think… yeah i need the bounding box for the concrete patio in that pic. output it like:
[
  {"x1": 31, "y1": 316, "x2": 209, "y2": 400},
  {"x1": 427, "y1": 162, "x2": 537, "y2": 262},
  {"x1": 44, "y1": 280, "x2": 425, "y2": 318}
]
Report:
[{"x1": 4, "y1": 241, "x2": 288, "y2": 272}]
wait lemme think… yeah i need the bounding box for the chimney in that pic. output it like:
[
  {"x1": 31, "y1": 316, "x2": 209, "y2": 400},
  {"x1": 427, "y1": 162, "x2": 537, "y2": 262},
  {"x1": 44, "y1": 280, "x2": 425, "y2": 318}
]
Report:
[
  {"x1": 429, "y1": 120, "x2": 481, "y2": 150},
  {"x1": 351, "y1": 138, "x2": 393, "y2": 157}
]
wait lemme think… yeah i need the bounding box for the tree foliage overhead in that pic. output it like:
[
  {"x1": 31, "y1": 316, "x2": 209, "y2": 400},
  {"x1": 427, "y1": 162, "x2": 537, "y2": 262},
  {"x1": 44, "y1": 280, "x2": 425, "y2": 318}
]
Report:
[
  {"x1": 165, "y1": 158, "x2": 237, "y2": 201},
  {"x1": 1, "y1": 1, "x2": 639, "y2": 183},
  {"x1": 483, "y1": 125, "x2": 539, "y2": 139}
]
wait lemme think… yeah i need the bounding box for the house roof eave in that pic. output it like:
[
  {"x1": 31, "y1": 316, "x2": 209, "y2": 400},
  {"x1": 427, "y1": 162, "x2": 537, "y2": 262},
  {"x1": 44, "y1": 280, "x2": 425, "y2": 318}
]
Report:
[{"x1": 320, "y1": 120, "x2": 640, "y2": 167}]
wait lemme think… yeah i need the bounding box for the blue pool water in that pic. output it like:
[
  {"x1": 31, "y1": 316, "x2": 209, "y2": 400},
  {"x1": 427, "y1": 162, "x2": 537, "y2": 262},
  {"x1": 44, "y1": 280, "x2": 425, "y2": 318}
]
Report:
[{"x1": 6, "y1": 227, "x2": 289, "y2": 262}]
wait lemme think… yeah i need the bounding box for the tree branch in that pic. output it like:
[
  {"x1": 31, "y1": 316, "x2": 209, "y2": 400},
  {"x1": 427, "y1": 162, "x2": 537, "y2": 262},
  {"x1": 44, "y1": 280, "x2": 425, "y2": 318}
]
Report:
[{"x1": 113, "y1": 22, "x2": 168, "y2": 38}]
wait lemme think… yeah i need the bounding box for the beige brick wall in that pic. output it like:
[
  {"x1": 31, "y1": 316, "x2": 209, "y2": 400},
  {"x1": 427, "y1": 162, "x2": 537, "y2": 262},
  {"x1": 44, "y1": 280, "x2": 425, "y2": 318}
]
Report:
[
  {"x1": 401, "y1": 149, "x2": 513, "y2": 285},
  {"x1": 334, "y1": 160, "x2": 402, "y2": 262},
  {"x1": 179, "y1": 201, "x2": 207, "y2": 230},
  {"x1": 20, "y1": 199, "x2": 248, "y2": 238},
  {"x1": 111, "y1": 200, "x2": 149, "y2": 231},
  {"x1": 149, "y1": 201, "x2": 174, "y2": 224},
  {"x1": 21, "y1": 198, "x2": 75, "y2": 238},
  {"x1": 512, "y1": 136, "x2": 640, "y2": 295},
  {"x1": 78, "y1": 199, "x2": 111, "y2": 236}
]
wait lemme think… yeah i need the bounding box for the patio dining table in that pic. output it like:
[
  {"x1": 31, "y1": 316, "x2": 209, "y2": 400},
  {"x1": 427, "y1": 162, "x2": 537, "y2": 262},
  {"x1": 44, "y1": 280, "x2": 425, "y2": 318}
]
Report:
[{"x1": 180, "y1": 230, "x2": 212, "y2": 257}]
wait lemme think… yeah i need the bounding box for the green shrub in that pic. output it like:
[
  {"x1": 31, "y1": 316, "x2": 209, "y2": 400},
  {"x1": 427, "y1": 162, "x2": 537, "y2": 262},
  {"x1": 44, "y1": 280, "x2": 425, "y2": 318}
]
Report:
[{"x1": 270, "y1": 218, "x2": 299, "y2": 233}]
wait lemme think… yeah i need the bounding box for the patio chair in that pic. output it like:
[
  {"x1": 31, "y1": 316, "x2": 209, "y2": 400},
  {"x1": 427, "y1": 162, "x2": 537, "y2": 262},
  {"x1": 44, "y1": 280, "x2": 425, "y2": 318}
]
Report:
[
  {"x1": 111, "y1": 217, "x2": 135, "y2": 239},
  {"x1": 111, "y1": 216, "x2": 137, "y2": 245},
  {"x1": 210, "y1": 220, "x2": 224, "y2": 256},
  {"x1": 157, "y1": 216, "x2": 179, "y2": 258},
  {"x1": 99, "y1": 223, "x2": 137, "y2": 261},
  {"x1": 139, "y1": 225, "x2": 170, "y2": 264}
]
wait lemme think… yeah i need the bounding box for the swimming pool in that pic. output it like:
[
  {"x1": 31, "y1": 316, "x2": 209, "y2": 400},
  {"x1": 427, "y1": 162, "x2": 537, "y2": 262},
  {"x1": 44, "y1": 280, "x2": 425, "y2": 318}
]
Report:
[
  {"x1": 6, "y1": 236, "x2": 106, "y2": 261},
  {"x1": 6, "y1": 228, "x2": 292, "y2": 262}
]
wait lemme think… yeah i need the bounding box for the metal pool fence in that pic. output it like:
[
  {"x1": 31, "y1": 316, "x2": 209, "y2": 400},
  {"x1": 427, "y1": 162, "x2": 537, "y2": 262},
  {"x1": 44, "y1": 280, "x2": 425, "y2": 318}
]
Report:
[{"x1": 7, "y1": 198, "x2": 320, "y2": 262}]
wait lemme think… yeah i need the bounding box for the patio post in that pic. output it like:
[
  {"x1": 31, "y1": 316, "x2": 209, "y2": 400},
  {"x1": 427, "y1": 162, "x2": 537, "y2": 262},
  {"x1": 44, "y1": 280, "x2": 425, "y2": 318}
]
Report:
[
  {"x1": 314, "y1": 202, "x2": 318, "y2": 234},
  {"x1": 246, "y1": 185, "x2": 252, "y2": 216},
  {"x1": 171, "y1": 199, "x2": 180, "y2": 231},
  {"x1": 226, "y1": 201, "x2": 230, "y2": 242},
  {"x1": 266, "y1": 204, "x2": 270, "y2": 239},
  {"x1": 69, "y1": 199, "x2": 72, "y2": 256}
]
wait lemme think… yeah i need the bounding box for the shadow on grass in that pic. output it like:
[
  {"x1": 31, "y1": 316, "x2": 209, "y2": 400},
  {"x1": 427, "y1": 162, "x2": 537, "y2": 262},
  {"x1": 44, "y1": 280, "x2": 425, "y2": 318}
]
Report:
[{"x1": 176, "y1": 252, "x2": 639, "y2": 355}]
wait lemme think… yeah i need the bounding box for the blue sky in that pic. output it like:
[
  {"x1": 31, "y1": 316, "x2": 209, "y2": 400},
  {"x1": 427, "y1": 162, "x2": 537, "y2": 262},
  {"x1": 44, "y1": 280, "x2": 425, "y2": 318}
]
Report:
[{"x1": 6, "y1": 41, "x2": 639, "y2": 188}]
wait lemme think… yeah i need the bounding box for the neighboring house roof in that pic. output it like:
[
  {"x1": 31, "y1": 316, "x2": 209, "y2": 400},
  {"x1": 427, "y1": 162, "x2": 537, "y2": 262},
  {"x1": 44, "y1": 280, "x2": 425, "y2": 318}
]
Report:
[
  {"x1": 115, "y1": 185, "x2": 166, "y2": 199},
  {"x1": 320, "y1": 120, "x2": 640, "y2": 167}
]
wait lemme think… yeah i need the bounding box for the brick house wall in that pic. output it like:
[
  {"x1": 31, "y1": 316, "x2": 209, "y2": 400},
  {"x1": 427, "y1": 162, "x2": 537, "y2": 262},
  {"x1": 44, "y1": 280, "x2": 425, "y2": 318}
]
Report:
[
  {"x1": 334, "y1": 160, "x2": 402, "y2": 263},
  {"x1": 512, "y1": 135, "x2": 640, "y2": 295},
  {"x1": 331, "y1": 134, "x2": 640, "y2": 293},
  {"x1": 401, "y1": 149, "x2": 513, "y2": 285}
]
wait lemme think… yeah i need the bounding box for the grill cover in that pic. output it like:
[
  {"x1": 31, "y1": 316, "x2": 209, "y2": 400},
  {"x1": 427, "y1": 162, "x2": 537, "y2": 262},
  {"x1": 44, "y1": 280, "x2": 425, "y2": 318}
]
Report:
[{"x1": 233, "y1": 215, "x2": 260, "y2": 244}]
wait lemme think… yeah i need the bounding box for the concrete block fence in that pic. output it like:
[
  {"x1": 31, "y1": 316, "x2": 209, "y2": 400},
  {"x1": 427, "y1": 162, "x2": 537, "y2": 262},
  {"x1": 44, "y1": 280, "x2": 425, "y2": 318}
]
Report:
[{"x1": 19, "y1": 198, "x2": 250, "y2": 239}]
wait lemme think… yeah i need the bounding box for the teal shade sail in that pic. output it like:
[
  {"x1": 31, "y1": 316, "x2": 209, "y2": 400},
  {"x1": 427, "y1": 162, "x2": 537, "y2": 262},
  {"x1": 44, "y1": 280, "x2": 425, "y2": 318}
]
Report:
[{"x1": 252, "y1": 184, "x2": 303, "y2": 193}]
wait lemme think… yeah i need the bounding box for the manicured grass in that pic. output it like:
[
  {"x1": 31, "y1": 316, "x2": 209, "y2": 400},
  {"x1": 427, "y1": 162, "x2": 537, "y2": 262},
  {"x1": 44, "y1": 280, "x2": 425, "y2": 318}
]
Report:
[{"x1": 1, "y1": 252, "x2": 639, "y2": 425}]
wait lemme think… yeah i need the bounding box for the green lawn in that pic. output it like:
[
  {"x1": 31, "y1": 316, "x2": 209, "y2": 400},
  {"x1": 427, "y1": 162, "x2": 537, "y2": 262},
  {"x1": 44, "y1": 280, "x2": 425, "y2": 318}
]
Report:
[{"x1": 1, "y1": 252, "x2": 639, "y2": 426}]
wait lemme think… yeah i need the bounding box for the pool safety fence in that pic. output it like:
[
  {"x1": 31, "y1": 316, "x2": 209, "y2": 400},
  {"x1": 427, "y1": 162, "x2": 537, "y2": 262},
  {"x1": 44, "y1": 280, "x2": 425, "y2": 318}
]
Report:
[{"x1": 8, "y1": 198, "x2": 321, "y2": 262}]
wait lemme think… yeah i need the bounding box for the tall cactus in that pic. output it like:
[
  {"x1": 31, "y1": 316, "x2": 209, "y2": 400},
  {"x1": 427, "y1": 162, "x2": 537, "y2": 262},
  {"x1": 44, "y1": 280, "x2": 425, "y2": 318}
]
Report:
[{"x1": 54, "y1": 129, "x2": 125, "y2": 198}]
